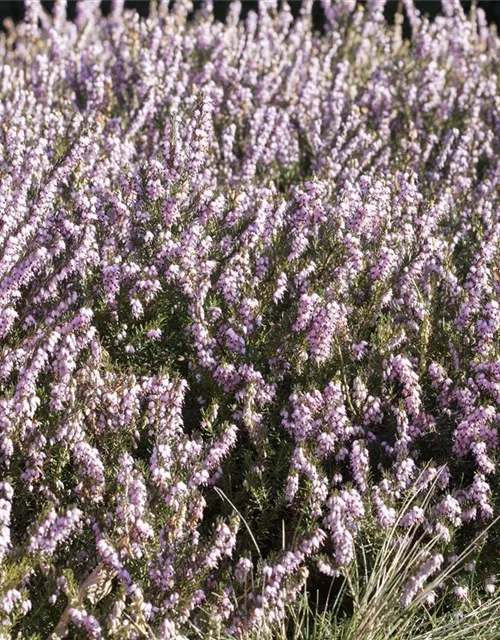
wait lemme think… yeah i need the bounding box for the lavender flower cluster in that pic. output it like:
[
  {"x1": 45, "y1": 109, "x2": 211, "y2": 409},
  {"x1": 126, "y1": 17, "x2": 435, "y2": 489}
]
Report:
[{"x1": 1, "y1": 0, "x2": 500, "y2": 636}]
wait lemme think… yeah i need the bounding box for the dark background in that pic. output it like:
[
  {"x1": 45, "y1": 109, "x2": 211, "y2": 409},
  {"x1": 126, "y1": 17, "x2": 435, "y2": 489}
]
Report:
[{"x1": 1, "y1": 1, "x2": 500, "y2": 36}]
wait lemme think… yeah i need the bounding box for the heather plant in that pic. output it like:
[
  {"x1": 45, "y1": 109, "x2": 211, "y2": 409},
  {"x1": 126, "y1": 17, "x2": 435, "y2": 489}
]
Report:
[{"x1": 1, "y1": 0, "x2": 500, "y2": 637}]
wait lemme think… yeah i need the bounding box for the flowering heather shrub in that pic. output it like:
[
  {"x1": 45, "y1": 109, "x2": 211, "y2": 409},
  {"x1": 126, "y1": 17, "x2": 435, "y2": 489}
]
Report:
[{"x1": 1, "y1": 0, "x2": 500, "y2": 637}]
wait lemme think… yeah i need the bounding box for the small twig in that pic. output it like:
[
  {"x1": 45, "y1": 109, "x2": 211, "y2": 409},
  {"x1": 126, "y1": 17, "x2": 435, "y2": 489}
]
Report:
[
  {"x1": 336, "y1": 342, "x2": 357, "y2": 417},
  {"x1": 123, "y1": 612, "x2": 158, "y2": 639}
]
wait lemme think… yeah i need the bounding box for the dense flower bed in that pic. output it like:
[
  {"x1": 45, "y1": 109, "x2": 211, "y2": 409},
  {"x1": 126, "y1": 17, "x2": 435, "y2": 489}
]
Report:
[{"x1": 1, "y1": 0, "x2": 500, "y2": 637}]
